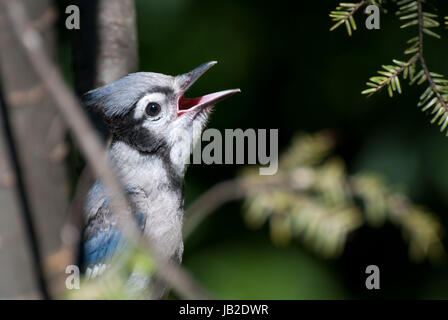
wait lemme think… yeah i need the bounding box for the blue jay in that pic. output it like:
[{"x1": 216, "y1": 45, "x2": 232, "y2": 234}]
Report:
[{"x1": 81, "y1": 61, "x2": 239, "y2": 298}]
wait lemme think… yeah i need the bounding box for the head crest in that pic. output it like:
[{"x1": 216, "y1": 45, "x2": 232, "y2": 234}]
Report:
[{"x1": 83, "y1": 72, "x2": 173, "y2": 118}]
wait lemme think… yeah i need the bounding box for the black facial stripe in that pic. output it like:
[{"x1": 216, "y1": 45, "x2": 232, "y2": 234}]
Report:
[
  {"x1": 107, "y1": 110, "x2": 162, "y2": 153},
  {"x1": 107, "y1": 108, "x2": 183, "y2": 193},
  {"x1": 159, "y1": 148, "x2": 184, "y2": 193}
]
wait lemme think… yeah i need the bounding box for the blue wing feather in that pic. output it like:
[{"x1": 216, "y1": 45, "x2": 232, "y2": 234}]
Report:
[
  {"x1": 83, "y1": 188, "x2": 148, "y2": 271},
  {"x1": 84, "y1": 226, "x2": 126, "y2": 267}
]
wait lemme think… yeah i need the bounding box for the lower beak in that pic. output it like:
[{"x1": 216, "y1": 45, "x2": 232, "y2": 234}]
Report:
[{"x1": 176, "y1": 61, "x2": 240, "y2": 117}]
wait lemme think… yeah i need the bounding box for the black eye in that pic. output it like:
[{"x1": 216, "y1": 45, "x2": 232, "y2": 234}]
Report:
[{"x1": 145, "y1": 102, "x2": 161, "y2": 117}]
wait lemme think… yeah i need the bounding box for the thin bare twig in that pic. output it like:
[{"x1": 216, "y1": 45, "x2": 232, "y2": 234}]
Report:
[
  {"x1": 3, "y1": 0, "x2": 209, "y2": 300},
  {"x1": 183, "y1": 169, "x2": 315, "y2": 240},
  {"x1": 183, "y1": 179, "x2": 249, "y2": 240}
]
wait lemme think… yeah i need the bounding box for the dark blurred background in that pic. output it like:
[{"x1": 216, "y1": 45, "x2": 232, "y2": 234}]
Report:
[{"x1": 53, "y1": 0, "x2": 448, "y2": 299}]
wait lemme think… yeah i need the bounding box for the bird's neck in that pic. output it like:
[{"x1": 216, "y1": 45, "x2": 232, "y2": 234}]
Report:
[{"x1": 109, "y1": 140, "x2": 184, "y2": 199}]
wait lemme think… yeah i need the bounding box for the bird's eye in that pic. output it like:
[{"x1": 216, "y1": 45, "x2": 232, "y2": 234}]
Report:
[{"x1": 145, "y1": 102, "x2": 161, "y2": 117}]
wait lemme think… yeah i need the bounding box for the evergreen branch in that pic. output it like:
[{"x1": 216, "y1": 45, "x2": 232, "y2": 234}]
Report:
[
  {"x1": 361, "y1": 56, "x2": 418, "y2": 96},
  {"x1": 330, "y1": 1, "x2": 388, "y2": 35},
  {"x1": 186, "y1": 131, "x2": 445, "y2": 261},
  {"x1": 242, "y1": 132, "x2": 445, "y2": 261},
  {"x1": 416, "y1": 0, "x2": 448, "y2": 133},
  {"x1": 355, "y1": 0, "x2": 448, "y2": 134},
  {"x1": 329, "y1": 2, "x2": 366, "y2": 36}
]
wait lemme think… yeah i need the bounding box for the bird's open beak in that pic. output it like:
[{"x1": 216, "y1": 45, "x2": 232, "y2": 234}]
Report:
[{"x1": 176, "y1": 61, "x2": 240, "y2": 117}]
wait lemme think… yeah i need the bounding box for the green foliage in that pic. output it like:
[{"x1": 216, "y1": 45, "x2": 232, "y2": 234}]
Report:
[
  {"x1": 397, "y1": 0, "x2": 440, "y2": 38},
  {"x1": 361, "y1": 58, "x2": 417, "y2": 97},
  {"x1": 330, "y1": 0, "x2": 448, "y2": 136},
  {"x1": 65, "y1": 246, "x2": 156, "y2": 299},
  {"x1": 329, "y1": 1, "x2": 386, "y2": 36},
  {"x1": 241, "y1": 132, "x2": 445, "y2": 261}
]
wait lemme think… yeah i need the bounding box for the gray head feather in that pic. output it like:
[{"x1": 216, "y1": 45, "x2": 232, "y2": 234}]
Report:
[{"x1": 83, "y1": 72, "x2": 174, "y2": 118}]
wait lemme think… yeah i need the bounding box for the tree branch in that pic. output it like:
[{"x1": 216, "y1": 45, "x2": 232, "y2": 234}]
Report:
[
  {"x1": 417, "y1": 0, "x2": 448, "y2": 113},
  {"x1": 0, "y1": 73, "x2": 50, "y2": 299},
  {"x1": 0, "y1": 0, "x2": 68, "y2": 299},
  {"x1": 95, "y1": 0, "x2": 138, "y2": 86}
]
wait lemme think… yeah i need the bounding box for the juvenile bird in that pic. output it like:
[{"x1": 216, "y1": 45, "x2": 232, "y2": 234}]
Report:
[{"x1": 81, "y1": 61, "x2": 239, "y2": 298}]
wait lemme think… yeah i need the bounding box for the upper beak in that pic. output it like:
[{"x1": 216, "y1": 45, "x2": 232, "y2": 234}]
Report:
[{"x1": 176, "y1": 61, "x2": 240, "y2": 116}]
